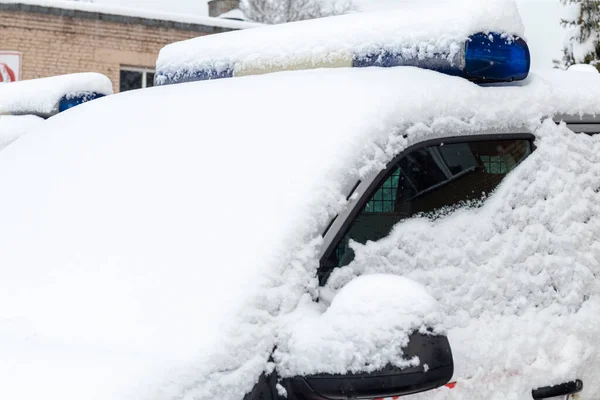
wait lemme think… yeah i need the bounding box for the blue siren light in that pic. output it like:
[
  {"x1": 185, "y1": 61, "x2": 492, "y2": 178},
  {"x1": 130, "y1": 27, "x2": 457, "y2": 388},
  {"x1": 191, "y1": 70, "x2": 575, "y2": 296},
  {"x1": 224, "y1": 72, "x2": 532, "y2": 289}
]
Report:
[
  {"x1": 353, "y1": 32, "x2": 530, "y2": 83},
  {"x1": 58, "y1": 92, "x2": 105, "y2": 113},
  {"x1": 464, "y1": 33, "x2": 530, "y2": 82}
]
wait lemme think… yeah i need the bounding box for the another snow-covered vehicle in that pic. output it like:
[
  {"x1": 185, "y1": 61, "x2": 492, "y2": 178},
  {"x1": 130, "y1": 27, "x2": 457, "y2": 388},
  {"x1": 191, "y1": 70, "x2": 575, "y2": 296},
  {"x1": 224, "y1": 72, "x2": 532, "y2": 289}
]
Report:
[
  {"x1": 0, "y1": 73, "x2": 111, "y2": 150},
  {"x1": 0, "y1": 2, "x2": 599, "y2": 400}
]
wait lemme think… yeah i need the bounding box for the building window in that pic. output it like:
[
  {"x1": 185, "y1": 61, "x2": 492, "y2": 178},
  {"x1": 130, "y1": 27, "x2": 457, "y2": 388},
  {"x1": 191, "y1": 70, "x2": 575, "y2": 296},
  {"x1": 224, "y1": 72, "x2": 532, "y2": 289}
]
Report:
[{"x1": 119, "y1": 67, "x2": 155, "y2": 92}]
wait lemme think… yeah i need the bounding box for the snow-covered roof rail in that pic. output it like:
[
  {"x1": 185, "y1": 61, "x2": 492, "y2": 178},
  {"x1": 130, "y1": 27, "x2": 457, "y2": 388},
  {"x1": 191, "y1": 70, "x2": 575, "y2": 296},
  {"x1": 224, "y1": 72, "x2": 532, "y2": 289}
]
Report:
[
  {"x1": 0, "y1": 0, "x2": 261, "y2": 31},
  {"x1": 156, "y1": 0, "x2": 528, "y2": 86},
  {"x1": 555, "y1": 113, "x2": 600, "y2": 124},
  {"x1": 0, "y1": 72, "x2": 113, "y2": 118}
]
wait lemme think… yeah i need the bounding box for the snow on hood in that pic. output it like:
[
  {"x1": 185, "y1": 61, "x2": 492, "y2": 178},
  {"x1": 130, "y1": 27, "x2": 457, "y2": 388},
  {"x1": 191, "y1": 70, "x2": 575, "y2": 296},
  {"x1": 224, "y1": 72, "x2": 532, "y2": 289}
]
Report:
[
  {"x1": 0, "y1": 115, "x2": 44, "y2": 150},
  {"x1": 0, "y1": 73, "x2": 113, "y2": 117},
  {"x1": 156, "y1": 0, "x2": 525, "y2": 84},
  {"x1": 0, "y1": 67, "x2": 600, "y2": 400}
]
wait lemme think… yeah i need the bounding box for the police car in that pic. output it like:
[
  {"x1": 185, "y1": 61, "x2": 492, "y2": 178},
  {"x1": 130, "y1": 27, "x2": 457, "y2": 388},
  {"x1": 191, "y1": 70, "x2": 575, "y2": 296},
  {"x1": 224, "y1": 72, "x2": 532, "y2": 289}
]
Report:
[
  {"x1": 0, "y1": 2, "x2": 598, "y2": 400},
  {"x1": 0, "y1": 72, "x2": 111, "y2": 150}
]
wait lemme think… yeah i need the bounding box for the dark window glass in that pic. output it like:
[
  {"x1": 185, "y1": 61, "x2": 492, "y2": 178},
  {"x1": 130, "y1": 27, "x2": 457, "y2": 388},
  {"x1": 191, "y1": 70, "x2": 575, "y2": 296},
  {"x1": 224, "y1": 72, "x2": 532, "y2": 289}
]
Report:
[
  {"x1": 146, "y1": 72, "x2": 155, "y2": 88},
  {"x1": 323, "y1": 138, "x2": 532, "y2": 278},
  {"x1": 120, "y1": 70, "x2": 143, "y2": 92}
]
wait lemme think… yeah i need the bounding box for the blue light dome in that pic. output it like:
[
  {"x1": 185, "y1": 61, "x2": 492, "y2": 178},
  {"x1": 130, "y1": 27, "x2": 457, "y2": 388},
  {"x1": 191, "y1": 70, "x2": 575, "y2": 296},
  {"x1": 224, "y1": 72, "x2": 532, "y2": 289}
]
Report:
[
  {"x1": 464, "y1": 32, "x2": 530, "y2": 82},
  {"x1": 58, "y1": 92, "x2": 105, "y2": 113}
]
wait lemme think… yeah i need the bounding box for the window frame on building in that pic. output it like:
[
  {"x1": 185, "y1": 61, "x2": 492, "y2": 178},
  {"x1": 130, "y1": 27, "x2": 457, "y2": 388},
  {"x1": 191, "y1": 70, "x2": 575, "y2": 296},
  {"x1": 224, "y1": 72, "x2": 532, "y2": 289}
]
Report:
[{"x1": 119, "y1": 66, "x2": 155, "y2": 92}]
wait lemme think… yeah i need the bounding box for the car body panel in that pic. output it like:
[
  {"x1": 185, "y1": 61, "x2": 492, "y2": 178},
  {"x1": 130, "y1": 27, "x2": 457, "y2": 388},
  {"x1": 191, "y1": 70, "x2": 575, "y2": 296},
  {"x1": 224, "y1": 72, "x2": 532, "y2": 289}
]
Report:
[{"x1": 0, "y1": 67, "x2": 599, "y2": 400}]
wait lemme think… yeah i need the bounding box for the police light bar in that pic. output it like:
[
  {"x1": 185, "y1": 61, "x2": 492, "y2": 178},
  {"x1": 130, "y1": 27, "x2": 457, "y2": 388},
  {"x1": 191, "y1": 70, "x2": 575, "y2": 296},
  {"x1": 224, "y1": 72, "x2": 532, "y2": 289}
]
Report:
[
  {"x1": 156, "y1": 32, "x2": 530, "y2": 86},
  {"x1": 0, "y1": 73, "x2": 113, "y2": 118},
  {"x1": 58, "y1": 92, "x2": 105, "y2": 113}
]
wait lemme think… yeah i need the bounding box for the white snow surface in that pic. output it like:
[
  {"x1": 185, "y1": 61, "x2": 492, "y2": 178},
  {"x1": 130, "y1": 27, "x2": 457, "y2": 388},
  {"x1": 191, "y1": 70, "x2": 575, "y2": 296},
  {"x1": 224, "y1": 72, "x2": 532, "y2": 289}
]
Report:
[
  {"x1": 0, "y1": 0, "x2": 259, "y2": 29},
  {"x1": 218, "y1": 8, "x2": 245, "y2": 20},
  {"x1": 568, "y1": 63, "x2": 599, "y2": 73},
  {"x1": 325, "y1": 120, "x2": 600, "y2": 399},
  {"x1": 0, "y1": 73, "x2": 113, "y2": 117},
  {"x1": 156, "y1": 0, "x2": 525, "y2": 83},
  {"x1": 0, "y1": 115, "x2": 44, "y2": 150},
  {"x1": 275, "y1": 275, "x2": 443, "y2": 376},
  {"x1": 0, "y1": 67, "x2": 600, "y2": 400}
]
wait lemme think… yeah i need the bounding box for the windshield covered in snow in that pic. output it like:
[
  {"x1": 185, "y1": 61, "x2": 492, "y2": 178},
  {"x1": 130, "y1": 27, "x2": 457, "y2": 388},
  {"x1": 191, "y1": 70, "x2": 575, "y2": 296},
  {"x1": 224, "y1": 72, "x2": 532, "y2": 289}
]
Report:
[{"x1": 322, "y1": 137, "x2": 532, "y2": 274}]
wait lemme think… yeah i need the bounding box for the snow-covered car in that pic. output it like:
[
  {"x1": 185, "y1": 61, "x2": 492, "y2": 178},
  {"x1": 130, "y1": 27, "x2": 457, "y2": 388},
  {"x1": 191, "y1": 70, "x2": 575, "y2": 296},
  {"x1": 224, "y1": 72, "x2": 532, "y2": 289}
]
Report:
[
  {"x1": 1, "y1": 2, "x2": 599, "y2": 400},
  {"x1": 0, "y1": 73, "x2": 112, "y2": 150},
  {"x1": 0, "y1": 115, "x2": 44, "y2": 150}
]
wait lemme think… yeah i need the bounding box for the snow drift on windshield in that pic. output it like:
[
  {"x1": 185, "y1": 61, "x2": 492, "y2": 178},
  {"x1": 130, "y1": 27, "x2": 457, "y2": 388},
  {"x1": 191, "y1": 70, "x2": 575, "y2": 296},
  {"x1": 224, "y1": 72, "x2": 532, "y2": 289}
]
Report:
[
  {"x1": 0, "y1": 66, "x2": 599, "y2": 400},
  {"x1": 156, "y1": 0, "x2": 525, "y2": 84}
]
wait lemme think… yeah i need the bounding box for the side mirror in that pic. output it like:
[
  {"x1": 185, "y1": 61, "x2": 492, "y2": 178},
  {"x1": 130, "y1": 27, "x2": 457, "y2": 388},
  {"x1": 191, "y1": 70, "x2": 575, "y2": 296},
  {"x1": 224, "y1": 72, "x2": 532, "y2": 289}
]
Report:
[
  {"x1": 281, "y1": 274, "x2": 453, "y2": 400},
  {"x1": 283, "y1": 331, "x2": 453, "y2": 400},
  {"x1": 242, "y1": 275, "x2": 453, "y2": 400}
]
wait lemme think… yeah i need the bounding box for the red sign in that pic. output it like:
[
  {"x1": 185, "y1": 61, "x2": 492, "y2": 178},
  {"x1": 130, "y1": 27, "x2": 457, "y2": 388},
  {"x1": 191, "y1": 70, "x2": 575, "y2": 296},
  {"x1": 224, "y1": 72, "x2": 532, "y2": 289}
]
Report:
[{"x1": 0, "y1": 51, "x2": 22, "y2": 82}]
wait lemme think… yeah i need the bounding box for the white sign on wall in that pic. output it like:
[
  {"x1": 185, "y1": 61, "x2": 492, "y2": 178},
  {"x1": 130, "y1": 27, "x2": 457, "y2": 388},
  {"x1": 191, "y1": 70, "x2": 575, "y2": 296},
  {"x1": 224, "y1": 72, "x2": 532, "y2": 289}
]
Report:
[{"x1": 0, "y1": 51, "x2": 22, "y2": 83}]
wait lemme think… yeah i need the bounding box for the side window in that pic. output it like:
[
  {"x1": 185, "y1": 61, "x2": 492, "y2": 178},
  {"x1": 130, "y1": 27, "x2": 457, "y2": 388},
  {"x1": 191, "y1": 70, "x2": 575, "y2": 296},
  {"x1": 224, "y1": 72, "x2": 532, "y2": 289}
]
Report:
[{"x1": 321, "y1": 137, "x2": 532, "y2": 281}]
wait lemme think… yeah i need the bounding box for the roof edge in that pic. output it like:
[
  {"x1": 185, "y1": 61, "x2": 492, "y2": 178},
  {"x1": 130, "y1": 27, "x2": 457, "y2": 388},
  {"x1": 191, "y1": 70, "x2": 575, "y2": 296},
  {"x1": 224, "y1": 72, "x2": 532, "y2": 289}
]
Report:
[{"x1": 0, "y1": 1, "x2": 258, "y2": 33}]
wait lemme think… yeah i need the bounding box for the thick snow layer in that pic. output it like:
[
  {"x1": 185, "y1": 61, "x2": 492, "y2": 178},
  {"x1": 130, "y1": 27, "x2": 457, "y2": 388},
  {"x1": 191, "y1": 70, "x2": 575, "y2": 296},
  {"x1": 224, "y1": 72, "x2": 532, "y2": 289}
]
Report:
[
  {"x1": 0, "y1": 73, "x2": 113, "y2": 117},
  {"x1": 325, "y1": 121, "x2": 600, "y2": 399},
  {"x1": 0, "y1": 67, "x2": 600, "y2": 400},
  {"x1": 568, "y1": 63, "x2": 599, "y2": 73},
  {"x1": 275, "y1": 275, "x2": 443, "y2": 376},
  {"x1": 0, "y1": 115, "x2": 44, "y2": 150},
  {"x1": 156, "y1": 0, "x2": 525, "y2": 83},
  {"x1": 219, "y1": 8, "x2": 245, "y2": 20},
  {"x1": 0, "y1": 0, "x2": 259, "y2": 29}
]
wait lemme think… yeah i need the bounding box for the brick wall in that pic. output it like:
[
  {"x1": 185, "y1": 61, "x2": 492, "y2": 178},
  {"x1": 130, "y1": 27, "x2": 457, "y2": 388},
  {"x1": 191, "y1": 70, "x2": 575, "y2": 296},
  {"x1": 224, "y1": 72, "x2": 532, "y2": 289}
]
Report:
[{"x1": 0, "y1": 8, "x2": 226, "y2": 92}]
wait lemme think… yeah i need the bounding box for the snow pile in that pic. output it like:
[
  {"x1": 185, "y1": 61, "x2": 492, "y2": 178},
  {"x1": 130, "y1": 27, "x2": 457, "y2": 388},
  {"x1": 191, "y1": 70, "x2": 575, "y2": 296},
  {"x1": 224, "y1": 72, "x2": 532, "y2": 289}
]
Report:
[
  {"x1": 568, "y1": 63, "x2": 599, "y2": 73},
  {"x1": 219, "y1": 8, "x2": 245, "y2": 21},
  {"x1": 156, "y1": 0, "x2": 525, "y2": 84},
  {"x1": 325, "y1": 121, "x2": 600, "y2": 399},
  {"x1": 0, "y1": 67, "x2": 599, "y2": 400},
  {"x1": 275, "y1": 275, "x2": 443, "y2": 376},
  {"x1": 0, "y1": 0, "x2": 259, "y2": 29},
  {"x1": 0, "y1": 73, "x2": 113, "y2": 117},
  {"x1": 0, "y1": 115, "x2": 44, "y2": 150}
]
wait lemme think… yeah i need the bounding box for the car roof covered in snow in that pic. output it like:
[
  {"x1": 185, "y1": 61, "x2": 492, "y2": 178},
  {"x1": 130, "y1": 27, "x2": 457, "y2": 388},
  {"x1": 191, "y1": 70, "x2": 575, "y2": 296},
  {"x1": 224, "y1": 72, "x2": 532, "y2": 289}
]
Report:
[
  {"x1": 0, "y1": 72, "x2": 113, "y2": 117},
  {"x1": 0, "y1": 67, "x2": 599, "y2": 400},
  {"x1": 0, "y1": 115, "x2": 44, "y2": 151},
  {"x1": 156, "y1": 0, "x2": 525, "y2": 84}
]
